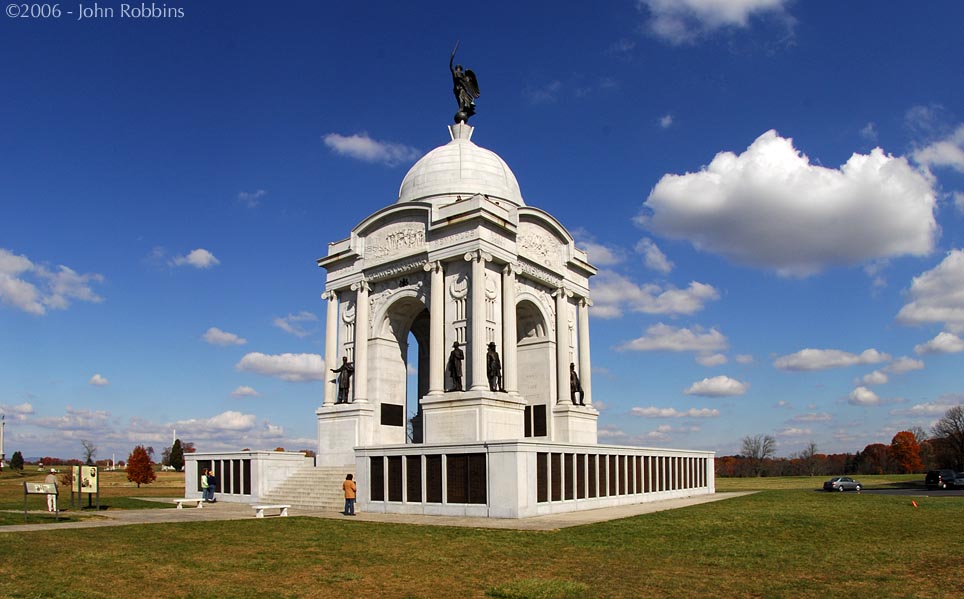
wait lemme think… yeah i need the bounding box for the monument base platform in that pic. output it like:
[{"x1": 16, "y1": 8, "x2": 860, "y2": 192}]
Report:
[
  {"x1": 552, "y1": 403, "x2": 599, "y2": 444},
  {"x1": 356, "y1": 440, "x2": 715, "y2": 518},
  {"x1": 420, "y1": 390, "x2": 526, "y2": 443},
  {"x1": 316, "y1": 402, "x2": 375, "y2": 467}
]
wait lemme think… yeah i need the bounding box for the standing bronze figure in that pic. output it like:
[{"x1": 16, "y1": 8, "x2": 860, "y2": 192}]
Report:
[
  {"x1": 486, "y1": 342, "x2": 505, "y2": 392},
  {"x1": 447, "y1": 342, "x2": 464, "y2": 392},
  {"x1": 570, "y1": 362, "x2": 585, "y2": 406},
  {"x1": 331, "y1": 356, "x2": 354, "y2": 404},
  {"x1": 450, "y1": 41, "x2": 480, "y2": 123}
]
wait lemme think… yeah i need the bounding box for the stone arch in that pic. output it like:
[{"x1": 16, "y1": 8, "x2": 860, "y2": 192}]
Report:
[
  {"x1": 516, "y1": 297, "x2": 553, "y2": 439},
  {"x1": 370, "y1": 290, "x2": 431, "y2": 444}
]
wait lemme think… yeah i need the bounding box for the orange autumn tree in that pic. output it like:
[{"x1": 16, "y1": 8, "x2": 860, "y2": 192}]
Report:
[
  {"x1": 126, "y1": 445, "x2": 157, "y2": 488},
  {"x1": 890, "y1": 431, "x2": 924, "y2": 473}
]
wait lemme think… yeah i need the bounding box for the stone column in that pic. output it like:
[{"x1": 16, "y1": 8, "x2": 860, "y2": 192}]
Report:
[
  {"x1": 553, "y1": 287, "x2": 571, "y2": 404},
  {"x1": 322, "y1": 290, "x2": 339, "y2": 407},
  {"x1": 577, "y1": 297, "x2": 592, "y2": 406},
  {"x1": 465, "y1": 250, "x2": 491, "y2": 391},
  {"x1": 502, "y1": 263, "x2": 518, "y2": 394},
  {"x1": 350, "y1": 280, "x2": 370, "y2": 403},
  {"x1": 424, "y1": 261, "x2": 445, "y2": 395}
]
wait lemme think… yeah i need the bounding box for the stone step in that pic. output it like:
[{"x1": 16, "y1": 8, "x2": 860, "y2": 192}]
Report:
[{"x1": 260, "y1": 465, "x2": 351, "y2": 510}]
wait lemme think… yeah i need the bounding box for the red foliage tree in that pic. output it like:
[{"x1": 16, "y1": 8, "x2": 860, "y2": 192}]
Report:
[
  {"x1": 125, "y1": 445, "x2": 157, "y2": 488},
  {"x1": 890, "y1": 431, "x2": 924, "y2": 473},
  {"x1": 860, "y1": 443, "x2": 891, "y2": 474}
]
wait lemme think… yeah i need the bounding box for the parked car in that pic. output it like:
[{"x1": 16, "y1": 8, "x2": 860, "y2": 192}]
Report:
[
  {"x1": 925, "y1": 469, "x2": 961, "y2": 490},
  {"x1": 823, "y1": 476, "x2": 862, "y2": 492}
]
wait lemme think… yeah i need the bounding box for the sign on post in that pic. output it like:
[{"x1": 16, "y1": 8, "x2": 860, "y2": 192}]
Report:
[
  {"x1": 23, "y1": 482, "x2": 59, "y2": 522},
  {"x1": 71, "y1": 465, "x2": 101, "y2": 510}
]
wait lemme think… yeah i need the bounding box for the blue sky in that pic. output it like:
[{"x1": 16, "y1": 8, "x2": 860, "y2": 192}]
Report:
[{"x1": 3, "y1": 1, "x2": 964, "y2": 461}]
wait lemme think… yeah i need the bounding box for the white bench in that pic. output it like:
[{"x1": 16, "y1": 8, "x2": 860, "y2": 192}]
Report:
[
  {"x1": 173, "y1": 498, "x2": 204, "y2": 509},
  {"x1": 252, "y1": 504, "x2": 290, "y2": 518}
]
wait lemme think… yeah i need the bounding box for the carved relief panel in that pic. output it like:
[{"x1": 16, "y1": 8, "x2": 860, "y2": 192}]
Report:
[
  {"x1": 518, "y1": 221, "x2": 564, "y2": 272},
  {"x1": 364, "y1": 220, "x2": 426, "y2": 263}
]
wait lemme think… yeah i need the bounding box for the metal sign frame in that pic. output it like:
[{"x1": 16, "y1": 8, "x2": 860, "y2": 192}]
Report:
[{"x1": 23, "y1": 481, "x2": 59, "y2": 522}]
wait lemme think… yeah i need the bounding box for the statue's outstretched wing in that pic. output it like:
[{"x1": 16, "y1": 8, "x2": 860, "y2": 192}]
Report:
[{"x1": 464, "y1": 70, "x2": 481, "y2": 98}]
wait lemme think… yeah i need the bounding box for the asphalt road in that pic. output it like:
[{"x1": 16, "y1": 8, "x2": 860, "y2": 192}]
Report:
[{"x1": 861, "y1": 488, "x2": 964, "y2": 497}]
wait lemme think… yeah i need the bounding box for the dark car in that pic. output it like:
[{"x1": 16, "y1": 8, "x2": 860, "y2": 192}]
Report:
[
  {"x1": 823, "y1": 476, "x2": 862, "y2": 492},
  {"x1": 925, "y1": 469, "x2": 959, "y2": 489}
]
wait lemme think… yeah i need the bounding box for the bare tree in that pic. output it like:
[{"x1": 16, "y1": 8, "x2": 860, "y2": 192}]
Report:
[
  {"x1": 932, "y1": 405, "x2": 964, "y2": 470},
  {"x1": 798, "y1": 441, "x2": 819, "y2": 476},
  {"x1": 741, "y1": 434, "x2": 776, "y2": 476},
  {"x1": 81, "y1": 439, "x2": 97, "y2": 466},
  {"x1": 908, "y1": 426, "x2": 929, "y2": 444}
]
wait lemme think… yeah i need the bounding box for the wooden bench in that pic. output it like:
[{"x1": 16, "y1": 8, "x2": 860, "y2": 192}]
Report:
[
  {"x1": 252, "y1": 504, "x2": 290, "y2": 518},
  {"x1": 173, "y1": 498, "x2": 204, "y2": 509}
]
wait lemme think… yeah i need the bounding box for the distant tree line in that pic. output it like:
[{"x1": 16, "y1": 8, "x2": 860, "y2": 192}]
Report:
[{"x1": 719, "y1": 405, "x2": 964, "y2": 477}]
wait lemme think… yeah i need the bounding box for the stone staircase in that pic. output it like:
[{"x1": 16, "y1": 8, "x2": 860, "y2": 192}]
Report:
[{"x1": 259, "y1": 466, "x2": 349, "y2": 512}]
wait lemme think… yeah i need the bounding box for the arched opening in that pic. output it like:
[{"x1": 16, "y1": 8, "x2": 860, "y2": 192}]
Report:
[
  {"x1": 371, "y1": 294, "x2": 429, "y2": 444},
  {"x1": 517, "y1": 299, "x2": 552, "y2": 438}
]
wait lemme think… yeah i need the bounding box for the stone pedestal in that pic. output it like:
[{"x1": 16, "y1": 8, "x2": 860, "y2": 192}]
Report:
[
  {"x1": 315, "y1": 403, "x2": 376, "y2": 467},
  {"x1": 421, "y1": 391, "x2": 527, "y2": 443},
  {"x1": 551, "y1": 403, "x2": 599, "y2": 444}
]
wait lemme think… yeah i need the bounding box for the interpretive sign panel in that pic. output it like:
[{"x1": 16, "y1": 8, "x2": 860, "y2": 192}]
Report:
[{"x1": 73, "y1": 465, "x2": 98, "y2": 493}]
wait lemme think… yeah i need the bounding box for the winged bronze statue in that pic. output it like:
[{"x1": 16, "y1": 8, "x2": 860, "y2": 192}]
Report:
[{"x1": 450, "y1": 41, "x2": 480, "y2": 123}]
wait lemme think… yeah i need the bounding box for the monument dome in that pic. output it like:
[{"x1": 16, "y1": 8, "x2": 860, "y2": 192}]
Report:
[{"x1": 397, "y1": 123, "x2": 524, "y2": 206}]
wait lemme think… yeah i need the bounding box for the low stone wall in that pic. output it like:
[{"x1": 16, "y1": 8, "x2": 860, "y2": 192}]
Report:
[
  {"x1": 355, "y1": 440, "x2": 714, "y2": 519},
  {"x1": 185, "y1": 451, "x2": 313, "y2": 504}
]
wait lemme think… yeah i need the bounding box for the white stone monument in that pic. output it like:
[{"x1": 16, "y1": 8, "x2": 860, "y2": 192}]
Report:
[
  {"x1": 316, "y1": 122, "x2": 599, "y2": 466},
  {"x1": 186, "y1": 117, "x2": 715, "y2": 516}
]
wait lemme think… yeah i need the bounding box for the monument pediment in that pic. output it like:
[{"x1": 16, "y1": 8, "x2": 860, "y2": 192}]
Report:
[{"x1": 517, "y1": 220, "x2": 567, "y2": 274}]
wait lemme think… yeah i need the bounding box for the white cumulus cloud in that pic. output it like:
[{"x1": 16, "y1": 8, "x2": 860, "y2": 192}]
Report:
[
  {"x1": 0, "y1": 248, "x2": 105, "y2": 315},
  {"x1": 885, "y1": 356, "x2": 924, "y2": 375},
  {"x1": 915, "y1": 331, "x2": 964, "y2": 355},
  {"x1": 591, "y1": 271, "x2": 719, "y2": 319},
  {"x1": 897, "y1": 249, "x2": 964, "y2": 333},
  {"x1": 172, "y1": 248, "x2": 220, "y2": 269},
  {"x1": 848, "y1": 386, "x2": 881, "y2": 406},
  {"x1": 230, "y1": 386, "x2": 260, "y2": 398},
  {"x1": 273, "y1": 311, "x2": 319, "y2": 337},
  {"x1": 236, "y1": 352, "x2": 326, "y2": 382},
  {"x1": 640, "y1": 130, "x2": 938, "y2": 277},
  {"x1": 858, "y1": 370, "x2": 889, "y2": 386},
  {"x1": 617, "y1": 323, "x2": 727, "y2": 353},
  {"x1": 88, "y1": 374, "x2": 109, "y2": 387},
  {"x1": 777, "y1": 427, "x2": 812, "y2": 437},
  {"x1": 912, "y1": 125, "x2": 964, "y2": 173},
  {"x1": 173, "y1": 410, "x2": 257, "y2": 433},
  {"x1": 684, "y1": 375, "x2": 748, "y2": 396},
  {"x1": 0, "y1": 402, "x2": 34, "y2": 421},
  {"x1": 791, "y1": 412, "x2": 832, "y2": 423},
  {"x1": 631, "y1": 406, "x2": 720, "y2": 418},
  {"x1": 323, "y1": 132, "x2": 420, "y2": 167},
  {"x1": 579, "y1": 241, "x2": 625, "y2": 267},
  {"x1": 774, "y1": 348, "x2": 890, "y2": 371},
  {"x1": 635, "y1": 238, "x2": 674, "y2": 273},
  {"x1": 639, "y1": 0, "x2": 792, "y2": 45},
  {"x1": 696, "y1": 353, "x2": 727, "y2": 367},
  {"x1": 890, "y1": 400, "x2": 960, "y2": 417},
  {"x1": 202, "y1": 327, "x2": 247, "y2": 346}
]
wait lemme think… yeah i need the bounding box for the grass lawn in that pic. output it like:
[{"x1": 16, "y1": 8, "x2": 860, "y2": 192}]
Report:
[
  {"x1": 1, "y1": 474, "x2": 962, "y2": 598},
  {"x1": 0, "y1": 469, "x2": 183, "y2": 524}
]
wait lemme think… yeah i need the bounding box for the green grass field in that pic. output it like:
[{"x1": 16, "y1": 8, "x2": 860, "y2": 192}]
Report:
[{"x1": 1, "y1": 471, "x2": 962, "y2": 599}]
